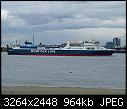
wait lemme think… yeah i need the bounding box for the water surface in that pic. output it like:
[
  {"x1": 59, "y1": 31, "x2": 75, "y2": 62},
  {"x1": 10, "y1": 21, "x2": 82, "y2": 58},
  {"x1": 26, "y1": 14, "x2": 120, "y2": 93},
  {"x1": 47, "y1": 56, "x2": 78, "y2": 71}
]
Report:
[{"x1": 1, "y1": 52, "x2": 126, "y2": 89}]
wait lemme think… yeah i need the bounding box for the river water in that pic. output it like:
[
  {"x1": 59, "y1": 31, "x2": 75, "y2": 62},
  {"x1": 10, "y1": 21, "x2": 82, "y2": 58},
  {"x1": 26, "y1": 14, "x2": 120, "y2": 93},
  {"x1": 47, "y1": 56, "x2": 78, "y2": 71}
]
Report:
[{"x1": 1, "y1": 52, "x2": 126, "y2": 89}]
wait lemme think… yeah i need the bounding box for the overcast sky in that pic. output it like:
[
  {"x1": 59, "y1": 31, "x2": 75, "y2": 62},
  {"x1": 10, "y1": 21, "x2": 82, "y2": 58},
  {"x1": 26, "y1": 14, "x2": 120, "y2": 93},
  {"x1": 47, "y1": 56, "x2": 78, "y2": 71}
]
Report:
[{"x1": 1, "y1": 1, "x2": 126, "y2": 46}]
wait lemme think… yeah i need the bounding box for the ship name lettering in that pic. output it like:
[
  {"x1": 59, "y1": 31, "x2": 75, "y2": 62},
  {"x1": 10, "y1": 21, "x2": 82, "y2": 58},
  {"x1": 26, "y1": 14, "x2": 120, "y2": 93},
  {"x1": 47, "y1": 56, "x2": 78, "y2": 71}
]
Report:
[
  {"x1": 31, "y1": 50, "x2": 55, "y2": 53},
  {"x1": 47, "y1": 50, "x2": 55, "y2": 53}
]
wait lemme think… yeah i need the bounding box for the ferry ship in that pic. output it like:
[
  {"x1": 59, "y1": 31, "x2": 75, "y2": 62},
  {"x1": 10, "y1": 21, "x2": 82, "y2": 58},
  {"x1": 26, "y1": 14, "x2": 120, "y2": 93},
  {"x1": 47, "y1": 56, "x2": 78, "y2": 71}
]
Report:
[{"x1": 7, "y1": 39, "x2": 114, "y2": 56}]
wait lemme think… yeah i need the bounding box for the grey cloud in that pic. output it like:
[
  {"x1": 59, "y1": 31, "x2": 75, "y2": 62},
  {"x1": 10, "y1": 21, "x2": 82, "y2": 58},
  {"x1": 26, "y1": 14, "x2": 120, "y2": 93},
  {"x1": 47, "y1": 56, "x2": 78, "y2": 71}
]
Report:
[{"x1": 1, "y1": 1, "x2": 126, "y2": 41}]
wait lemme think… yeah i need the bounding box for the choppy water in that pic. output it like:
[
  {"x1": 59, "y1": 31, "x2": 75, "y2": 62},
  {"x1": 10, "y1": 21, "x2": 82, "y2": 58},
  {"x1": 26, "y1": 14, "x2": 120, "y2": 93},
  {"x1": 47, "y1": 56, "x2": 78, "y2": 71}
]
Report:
[{"x1": 1, "y1": 52, "x2": 126, "y2": 89}]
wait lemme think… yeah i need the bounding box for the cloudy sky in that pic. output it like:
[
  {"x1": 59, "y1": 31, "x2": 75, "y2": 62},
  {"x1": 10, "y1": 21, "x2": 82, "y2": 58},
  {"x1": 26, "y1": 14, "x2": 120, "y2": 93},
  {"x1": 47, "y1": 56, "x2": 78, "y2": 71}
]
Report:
[{"x1": 1, "y1": 1, "x2": 126, "y2": 46}]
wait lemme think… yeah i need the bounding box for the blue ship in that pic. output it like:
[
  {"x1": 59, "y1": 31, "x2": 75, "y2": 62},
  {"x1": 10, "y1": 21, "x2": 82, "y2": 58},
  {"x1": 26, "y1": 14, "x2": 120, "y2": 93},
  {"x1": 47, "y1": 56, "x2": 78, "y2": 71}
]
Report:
[{"x1": 7, "y1": 40, "x2": 114, "y2": 56}]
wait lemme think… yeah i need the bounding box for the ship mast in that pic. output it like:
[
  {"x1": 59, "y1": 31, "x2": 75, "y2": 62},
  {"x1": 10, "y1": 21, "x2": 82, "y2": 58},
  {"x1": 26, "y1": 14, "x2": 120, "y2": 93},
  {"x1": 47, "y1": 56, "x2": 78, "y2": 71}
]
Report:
[{"x1": 33, "y1": 33, "x2": 34, "y2": 45}]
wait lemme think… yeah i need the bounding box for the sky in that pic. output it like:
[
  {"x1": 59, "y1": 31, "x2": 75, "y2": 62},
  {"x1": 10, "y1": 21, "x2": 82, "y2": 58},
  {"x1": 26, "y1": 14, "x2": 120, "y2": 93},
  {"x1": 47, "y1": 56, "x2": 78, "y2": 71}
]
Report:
[{"x1": 1, "y1": 1, "x2": 126, "y2": 46}]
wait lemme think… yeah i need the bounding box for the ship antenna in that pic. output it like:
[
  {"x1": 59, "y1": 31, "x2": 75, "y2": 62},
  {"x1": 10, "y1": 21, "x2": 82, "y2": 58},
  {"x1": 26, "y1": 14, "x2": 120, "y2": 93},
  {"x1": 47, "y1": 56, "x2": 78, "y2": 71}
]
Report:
[{"x1": 33, "y1": 33, "x2": 34, "y2": 45}]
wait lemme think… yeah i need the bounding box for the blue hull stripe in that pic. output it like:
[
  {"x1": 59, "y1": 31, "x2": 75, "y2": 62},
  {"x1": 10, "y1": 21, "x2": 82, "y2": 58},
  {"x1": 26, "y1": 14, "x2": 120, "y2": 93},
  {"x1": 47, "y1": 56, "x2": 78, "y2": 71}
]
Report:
[{"x1": 7, "y1": 49, "x2": 114, "y2": 56}]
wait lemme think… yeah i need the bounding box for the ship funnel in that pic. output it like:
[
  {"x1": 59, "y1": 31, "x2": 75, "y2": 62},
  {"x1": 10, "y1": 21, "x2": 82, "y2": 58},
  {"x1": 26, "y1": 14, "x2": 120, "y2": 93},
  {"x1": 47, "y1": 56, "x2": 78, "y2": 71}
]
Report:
[{"x1": 66, "y1": 41, "x2": 70, "y2": 47}]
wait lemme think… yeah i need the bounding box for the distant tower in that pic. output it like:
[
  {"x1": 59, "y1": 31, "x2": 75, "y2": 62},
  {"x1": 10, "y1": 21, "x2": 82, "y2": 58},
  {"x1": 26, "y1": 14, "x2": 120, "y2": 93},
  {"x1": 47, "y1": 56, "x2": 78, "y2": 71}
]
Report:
[{"x1": 113, "y1": 37, "x2": 121, "y2": 48}]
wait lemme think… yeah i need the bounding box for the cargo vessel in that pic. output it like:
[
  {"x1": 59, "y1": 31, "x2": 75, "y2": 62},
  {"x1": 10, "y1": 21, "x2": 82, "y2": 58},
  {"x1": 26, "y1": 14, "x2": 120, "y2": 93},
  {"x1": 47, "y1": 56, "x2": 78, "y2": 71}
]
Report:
[{"x1": 7, "y1": 39, "x2": 114, "y2": 56}]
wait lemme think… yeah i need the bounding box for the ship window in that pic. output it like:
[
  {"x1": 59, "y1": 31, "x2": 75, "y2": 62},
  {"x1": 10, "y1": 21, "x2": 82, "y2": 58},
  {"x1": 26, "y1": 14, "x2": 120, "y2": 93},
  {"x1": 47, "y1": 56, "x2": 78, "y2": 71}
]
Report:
[
  {"x1": 91, "y1": 48, "x2": 95, "y2": 49},
  {"x1": 86, "y1": 47, "x2": 90, "y2": 49}
]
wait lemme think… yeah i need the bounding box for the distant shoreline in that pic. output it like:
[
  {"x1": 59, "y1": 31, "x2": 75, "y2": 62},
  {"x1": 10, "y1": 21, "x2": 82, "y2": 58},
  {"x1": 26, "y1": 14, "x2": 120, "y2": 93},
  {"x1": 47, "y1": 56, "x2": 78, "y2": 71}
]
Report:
[{"x1": 2, "y1": 86, "x2": 125, "y2": 95}]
